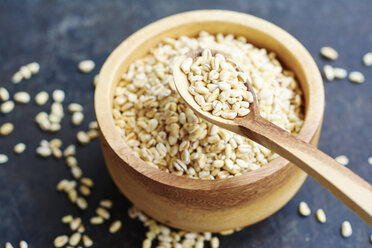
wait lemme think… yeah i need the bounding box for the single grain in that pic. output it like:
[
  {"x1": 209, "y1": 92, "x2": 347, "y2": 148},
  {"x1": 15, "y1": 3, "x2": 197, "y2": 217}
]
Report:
[
  {"x1": 335, "y1": 155, "x2": 349, "y2": 166},
  {"x1": 35, "y1": 91, "x2": 49, "y2": 106},
  {"x1": 341, "y1": 221, "x2": 352, "y2": 238},
  {"x1": 316, "y1": 209, "x2": 326, "y2": 223},
  {"x1": 78, "y1": 60, "x2": 95, "y2": 73},
  {"x1": 14, "y1": 91, "x2": 31, "y2": 104},
  {"x1": 0, "y1": 87, "x2": 10, "y2": 101},
  {"x1": 82, "y1": 235, "x2": 93, "y2": 247},
  {"x1": 1, "y1": 100, "x2": 15, "y2": 114},
  {"x1": 0, "y1": 154, "x2": 8, "y2": 164},
  {"x1": 109, "y1": 220, "x2": 122, "y2": 233},
  {"x1": 0, "y1": 122, "x2": 14, "y2": 136},
  {"x1": 363, "y1": 52, "x2": 372, "y2": 66},
  {"x1": 320, "y1": 46, "x2": 338, "y2": 60},
  {"x1": 14, "y1": 143, "x2": 26, "y2": 154},
  {"x1": 349, "y1": 71, "x2": 364, "y2": 83},
  {"x1": 298, "y1": 201, "x2": 311, "y2": 216},
  {"x1": 54, "y1": 235, "x2": 69, "y2": 247},
  {"x1": 52, "y1": 89, "x2": 65, "y2": 103}
]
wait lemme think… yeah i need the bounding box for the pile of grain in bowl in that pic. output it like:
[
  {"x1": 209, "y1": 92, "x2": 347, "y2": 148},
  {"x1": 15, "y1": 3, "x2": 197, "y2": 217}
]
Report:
[
  {"x1": 181, "y1": 49, "x2": 254, "y2": 119},
  {"x1": 112, "y1": 31, "x2": 304, "y2": 180}
]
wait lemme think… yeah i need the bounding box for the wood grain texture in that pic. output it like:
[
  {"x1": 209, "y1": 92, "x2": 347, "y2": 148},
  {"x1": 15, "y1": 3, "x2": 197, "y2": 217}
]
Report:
[{"x1": 95, "y1": 10, "x2": 325, "y2": 231}]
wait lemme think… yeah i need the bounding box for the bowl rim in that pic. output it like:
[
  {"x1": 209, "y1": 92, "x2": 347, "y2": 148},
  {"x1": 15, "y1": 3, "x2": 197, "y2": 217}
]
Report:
[{"x1": 95, "y1": 9, "x2": 324, "y2": 191}]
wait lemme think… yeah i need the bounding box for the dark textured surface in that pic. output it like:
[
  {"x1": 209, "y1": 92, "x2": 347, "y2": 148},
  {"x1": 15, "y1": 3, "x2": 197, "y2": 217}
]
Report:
[{"x1": 0, "y1": 0, "x2": 372, "y2": 247}]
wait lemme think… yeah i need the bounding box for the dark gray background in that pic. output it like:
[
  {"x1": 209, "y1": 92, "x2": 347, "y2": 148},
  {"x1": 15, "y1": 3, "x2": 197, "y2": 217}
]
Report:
[{"x1": 0, "y1": 0, "x2": 371, "y2": 247}]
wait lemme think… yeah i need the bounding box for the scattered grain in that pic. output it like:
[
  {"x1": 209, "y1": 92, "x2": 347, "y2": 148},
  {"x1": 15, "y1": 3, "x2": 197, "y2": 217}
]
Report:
[
  {"x1": 142, "y1": 239, "x2": 152, "y2": 248},
  {"x1": 35, "y1": 101, "x2": 64, "y2": 133},
  {"x1": 363, "y1": 52, "x2": 372, "y2": 66},
  {"x1": 109, "y1": 220, "x2": 122, "y2": 233},
  {"x1": 0, "y1": 87, "x2": 9, "y2": 101},
  {"x1": 128, "y1": 206, "x2": 138, "y2": 219},
  {"x1": 0, "y1": 122, "x2": 14, "y2": 136},
  {"x1": 36, "y1": 146, "x2": 52, "y2": 157},
  {"x1": 63, "y1": 144, "x2": 76, "y2": 157},
  {"x1": 5, "y1": 242, "x2": 14, "y2": 248},
  {"x1": 14, "y1": 143, "x2": 26, "y2": 154},
  {"x1": 76, "y1": 197, "x2": 88, "y2": 210},
  {"x1": 57, "y1": 179, "x2": 76, "y2": 192},
  {"x1": 35, "y1": 91, "x2": 49, "y2": 106},
  {"x1": 62, "y1": 214, "x2": 73, "y2": 223},
  {"x1": 68, "y1": 103, "x2": 83, "y2": 113},
  {"x1": 66, "y1": 156, "x2": 78, "y2": 167},
  {"x1": 298, "y1": 201, "x2": 311, "y2": 216},
  {"x1": 80, "y1": 177, "x2": 94, "y2": 187},
  {"x1": 219, "y1": 229, "x2": 234, "y2": 235},
  {"x1": 333, "y1": 67, "x2": 347, "y2": 79},
  {"x1": 90, "y1": 216, "x2": 104, "y2": 225},
  {"x1": 93, "y1": 74, "x2": 99, "y2": 87},
  {"x1": 50, "y1": 138, "x2": 63, "y2": 148},
  {"x1": 77, "y1": 131, "x2": 90, "y2": 145},
  {"x1": 320, "y1": 46, "x2": 338, "y2": 60},
  {"x1": 68, "y1": 189, "x2": 78, "y2": 203},
  {"x1": 12, "y1": 71, "x2": 23, "y2": 84},
  {"x1": 72, "y1": 112, "x2": 84, "y2": 126},
  {"x1": 51, "y1": 147, "x2": 62, "y2": 158},
  {"x1": 57, "y1": 179, "x2": 69, "y2": 191},
  {"x1": 315, "y1": 209, "x2": 326, "y2": 223},
  {"x1": 335, "y1": 155, "x2": 349, "y2": 166},
  {"x1": 210, "y1": 237, "x2": 220, "y2": 248},
  {"x1": 78, "y1": 224, "x2": 85, "y2": 233},
  {"x1": 64, "y1": 180, "x2": 77, "y2": 192},
  {"x1": 78, "y1": 60, "x2": 95, "y2": 73},
  {"x1": 82, "y1": 235, "x2": 93, "y2": 247},
  {"x1": 79, "y1": 185, "x2": 91, "y2": 196},
  {"x1": 71, "y1": 166, "x2": 83, "y2": 179},
  {"x1": 19, "y1": 240, "x2": 28, "y2": 248},
  {"x1": 341, "y1": 221, "x2": 352, "y2": 238},
  {"x1": 40, "y1": 139, "x2": 49, "y2": 147},
  {"x1": 1, "y1": 100, "x2": 15, "y2": 114},
  {"x1": 0, "y1": 154, "x2": 9, "y2": 164},
  {"x1": 52, "y1": 89, "x2": 65, "y2": 103},
  {"x1": 88, "y1": 121, "x2": 98, "y2": 130},
  {"x1": 56, "y1": 179, "x2": 72, "y2": 192},
  {"x1": 50, "y1": 123, "x2": 61, "y2": 132},
  {"x1": 69, "y1": 232, "x2": 81, "y2": 246},
  {"x1": 323, "y1": 65, "x2": 335, "y2": 81},
  {"x1": 14, "y1": 91, "x2": 31, "y2": 104},
  {"x1": 27, "y1": 62, "x2": 40, "y2": 74},
  {"x1": 100, "y1": 199, "x2": 113, "y2": 209},
  {"x1": 87, "y1": 129, "x2": 99, "y2": 139},
  {"x1": 20, "y1": 66, "x2": 32, "y2": 79},
  {"x1": 54, "y1": 235, "x2": 69, "y2": 247},
  {"x1": 70, "y1": 217, "x2": 82, "y2": 231},
  {"x1": 96, "y1": 207, "x2": 110, "y2": 220},
  {"x1": 35, "y1": 112, "x2": 50, "y2": 130},
  {"x1": 349, "y1": 71, "x2": 364, "y2": 83}
]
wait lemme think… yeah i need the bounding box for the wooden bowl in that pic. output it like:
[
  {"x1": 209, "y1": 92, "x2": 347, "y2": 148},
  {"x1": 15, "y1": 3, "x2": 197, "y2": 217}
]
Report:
[{"x1": 95, "y1": 10, "x2": 324, "y2": 232}]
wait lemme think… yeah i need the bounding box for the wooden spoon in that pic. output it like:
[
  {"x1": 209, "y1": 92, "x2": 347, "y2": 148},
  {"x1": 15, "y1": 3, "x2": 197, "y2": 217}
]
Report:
[{"x1": 173, "y1": 49, "x2": 372, "y2": 226}]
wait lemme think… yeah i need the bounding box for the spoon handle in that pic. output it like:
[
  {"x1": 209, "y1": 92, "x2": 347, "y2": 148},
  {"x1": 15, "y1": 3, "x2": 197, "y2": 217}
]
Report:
[{"x1": 239, "y1": 116, "x2": 372, "y2": 226}]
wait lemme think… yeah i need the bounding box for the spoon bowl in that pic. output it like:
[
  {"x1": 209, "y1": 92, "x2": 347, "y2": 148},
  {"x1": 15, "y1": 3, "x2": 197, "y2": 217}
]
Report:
[{"x1": 173, "y1": 49, "x2": 260, "y2": 137}]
